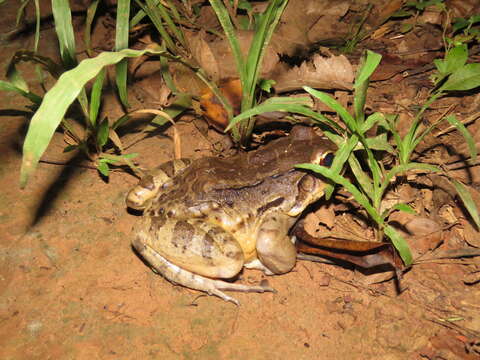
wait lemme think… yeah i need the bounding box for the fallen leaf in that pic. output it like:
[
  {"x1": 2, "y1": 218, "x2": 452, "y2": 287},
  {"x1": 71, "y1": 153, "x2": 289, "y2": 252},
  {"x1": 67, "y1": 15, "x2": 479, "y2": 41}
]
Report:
[
  {"x1": 405, "y1": 217, "x2": 442, "y2": 236},
  {"x1": 293, "y1": 221, "x2": 404, "y2": 270},
  {"x1": 273, "y1": 53, "x2": 354, "y2": 93},
  {"x1": 200, "y1": 78, "x2": 242, "y2": 131}
]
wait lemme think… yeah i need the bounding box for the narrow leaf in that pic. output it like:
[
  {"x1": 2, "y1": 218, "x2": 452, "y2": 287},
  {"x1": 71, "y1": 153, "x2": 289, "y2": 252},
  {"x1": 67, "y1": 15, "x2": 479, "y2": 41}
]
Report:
[
  {"x1": 304, "y1": 86, "x2": 356, "y2": 131},
  {"x1": 115, "y1": 0, "x2": 131, "y2": 108},
  {"x1": 445, "y1": 114, "x2": 477, "y2": 161},
  {"x1": 89, "y1": 68, "x2": 105, "y2": 127},
  {"x1": 384, "y1": 225, "x2": 413, "y2": 266},
  {"x1": 297, "y1": 163, "x2": 381, "y2": 224},
  {"x1": 96, "y1": 118, "x2": 110, "y2": 148},
  {"x1": 451, "y1": 179, "x2": 480, "y2": 229},
  {"x1": 0, "y1": 80, "x2": 42, "y2": 104},
  {"x1": 355, "y1": 50, "x2": 382, "y2": 86},
  {"x1": 84, "y1": 0, "x2": 100, "y2": 57},
  {"x1": 20, "y1": 48, "x2": 166, "y2": 188},
  {"x1": 97, "y1": 161, "x2": 110, "y2": 176},
  {"x1": 52, "y1": 0, "x2": 77, "y2": 68}
]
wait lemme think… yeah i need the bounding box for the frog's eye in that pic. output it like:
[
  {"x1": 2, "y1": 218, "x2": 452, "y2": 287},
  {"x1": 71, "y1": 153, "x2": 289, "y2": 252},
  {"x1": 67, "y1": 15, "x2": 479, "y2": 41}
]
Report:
[{"x1": 319, "y1": 152, "x2": 334, "y2": 167}]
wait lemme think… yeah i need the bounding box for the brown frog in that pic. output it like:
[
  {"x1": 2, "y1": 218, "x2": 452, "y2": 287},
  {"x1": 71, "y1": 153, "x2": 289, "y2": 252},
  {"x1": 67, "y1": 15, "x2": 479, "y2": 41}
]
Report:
[{"x1": 127, "y1": 126, "x2": 335, "y2": 304}]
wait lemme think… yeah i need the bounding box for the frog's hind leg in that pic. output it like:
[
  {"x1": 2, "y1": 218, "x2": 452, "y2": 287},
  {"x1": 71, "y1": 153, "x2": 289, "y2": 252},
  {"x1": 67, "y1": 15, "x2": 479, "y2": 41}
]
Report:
[{"x1": 132, "y1": 239, "x2": 274, "y2": 305}]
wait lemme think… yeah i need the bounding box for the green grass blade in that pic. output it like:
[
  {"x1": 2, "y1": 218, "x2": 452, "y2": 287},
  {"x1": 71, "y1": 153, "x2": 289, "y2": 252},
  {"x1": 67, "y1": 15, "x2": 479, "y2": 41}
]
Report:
[
  {"x1": 304, "y1": 86, "x2": 356, "y2": 132},
  {"x1": 451, "y1": 179, "x2": 480, "y2": 229},
  {"x1": 130, "y1": 8, "x2": 146, "y2": 27},
  {"x1": 382, "y1": 203, "x2": 416, "y2": 221},
  {"x1": 445, "y1": 114, "x2": 477, "y2": 162},
  {"x1": 20, "y1": 48, "x2": 166, "y2": 188},
  {"x1": 379, "y1": 162, "x2": 441, "y2": 196},
  {"x1": 6, "y1": 60, "x2": 29, "y2": 92},
  {"x1": 84, "y1": 0, "x2": 100, "y2": 57},
  {"x1": 243, "y1": 0, "x2": 287, "y2": 109},
  {"x1": 0, "y1": 80, "x2": 42, "y2": 104},
  {"x1": 353, "y1": 51, "x2": 381, "y2": 124},
  {"x1": 348, "y1": 154, "x2": 373, "y2": 197},
  {"x1": 226, "y1": 102, "x2": 342, "y2": 133},
  {"x1": 89, "y1": 68, "x2": 105, "y2": 127},
  {"x1": 52, "y1": 0, "x2": 90, "y2": 117},
  {"x1": 155, "y1": 0, "x2": 186, "y2": 47},
  {"x1": 52, "y1": 0, "x2": 77, "y2": 68},
  {"x1": 355, "y1": 50, "x2": 382, "y2": 87},
  {"x1": 33, "y1": 0, "x2": 40, "y2": 51},
  {"x1": 297, "y1": 163, "x2": 381, "y2": 224},
  {"x1": 384, "y1": 225, "x2": 413, "y2": 266},
  {"x1": 16, "y1": 0, "x2": 30, "y2": 27},
  {"x1": 141, "y1": 0, "x2": 178, "y2": 53},
  {"x1": 209, "y1": 0, "x2": 245, "y2": 82},
  {"x1": 361, "y1": 133, "x2": 394, "y2": 153},
  {"x1": 97, "y1": 161, "x2": 110, "y2": 176},
  {"x1": 96, "y1": 117, "x2": 110, "y2": 148},
  {"x1": 330, "y1": 135, "x2": 357, "y2": 175},
  {"x1": 151, "y1": 93, "x2": 191, "y2": 126},
  {"x1": 115, "y1": 0, "x2": 131, "y2": 108},
  {"x1": 361, "y1": 112, "x2": 384, "y2": 133}
]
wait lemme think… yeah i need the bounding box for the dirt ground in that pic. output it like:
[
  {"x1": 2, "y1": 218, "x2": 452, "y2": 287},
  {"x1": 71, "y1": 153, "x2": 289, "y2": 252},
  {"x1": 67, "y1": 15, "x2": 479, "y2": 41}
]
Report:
[{"x1": 1, "y1": 1, "x2": 480, "y2": 359}]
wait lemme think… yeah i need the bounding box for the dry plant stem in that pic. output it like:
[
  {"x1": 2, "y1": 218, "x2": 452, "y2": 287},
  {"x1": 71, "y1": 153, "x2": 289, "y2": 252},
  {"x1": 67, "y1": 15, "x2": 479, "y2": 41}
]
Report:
[
  {"x1": 427, "y1": 317, "x2": 480, "y2": 339},
  {"x1": 39, "y1": 158, "x2": 98, "y2": 170},
  {"x1": 128, "y1": 109, "x2": 182, "y2": 159}
]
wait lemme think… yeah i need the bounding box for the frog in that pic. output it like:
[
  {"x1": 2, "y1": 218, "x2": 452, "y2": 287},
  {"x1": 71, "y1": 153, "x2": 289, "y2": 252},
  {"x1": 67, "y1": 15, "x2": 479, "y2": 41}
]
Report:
[{"x1": 126, "y1": 126, "x2": 335, "y2": 304}]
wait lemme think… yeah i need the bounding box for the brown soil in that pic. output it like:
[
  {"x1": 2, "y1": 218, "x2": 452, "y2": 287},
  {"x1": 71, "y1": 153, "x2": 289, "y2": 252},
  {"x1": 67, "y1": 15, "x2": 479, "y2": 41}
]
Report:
[{"x1": 1, "y1": 1, "x2": 479, "y2": 359}]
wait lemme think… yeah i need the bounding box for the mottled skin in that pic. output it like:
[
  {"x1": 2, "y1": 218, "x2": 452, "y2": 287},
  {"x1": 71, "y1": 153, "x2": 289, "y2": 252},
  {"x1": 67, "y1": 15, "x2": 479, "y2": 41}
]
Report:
[{"x1": 127, "y1": 126, "x2": 335, "y2": 304}]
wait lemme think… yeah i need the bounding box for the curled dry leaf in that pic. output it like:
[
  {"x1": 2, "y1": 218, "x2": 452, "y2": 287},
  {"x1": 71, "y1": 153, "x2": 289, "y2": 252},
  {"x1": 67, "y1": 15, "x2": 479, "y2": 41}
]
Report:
[
  {"x1": 294, "y1": 220, "x2": 404, "y2": 270},
  {"x1": 461, "y1": 219, "x2": 480, "y2": 248},
  {"x1": 200, "y1": 78, "x2": 242, "y2": 131},
  {"x1": 273, "y1": 53, "x2": 354, "y2": 93}
]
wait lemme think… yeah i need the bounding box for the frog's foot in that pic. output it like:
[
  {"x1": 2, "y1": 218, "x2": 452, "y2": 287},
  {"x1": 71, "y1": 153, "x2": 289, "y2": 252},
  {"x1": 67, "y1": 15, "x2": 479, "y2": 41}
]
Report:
[
  {"x1": 244, "y1": 259, "x2": 274, "y2": 275},
  {"x1": 133, "y1": 239, "x2": 275, "y2": 305}
]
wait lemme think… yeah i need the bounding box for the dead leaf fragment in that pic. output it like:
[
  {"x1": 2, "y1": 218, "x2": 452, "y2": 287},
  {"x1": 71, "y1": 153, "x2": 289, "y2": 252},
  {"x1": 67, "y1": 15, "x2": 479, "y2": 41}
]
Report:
[
  {"x1": 405, "y1": 217, "x2": 442, "y2": 236},
  {"x1": 273, "y1": 53, "x2": 354, "y2": 93},
  {"x1": 293, "y1": 221, "x2": 404, "y2": 270}
]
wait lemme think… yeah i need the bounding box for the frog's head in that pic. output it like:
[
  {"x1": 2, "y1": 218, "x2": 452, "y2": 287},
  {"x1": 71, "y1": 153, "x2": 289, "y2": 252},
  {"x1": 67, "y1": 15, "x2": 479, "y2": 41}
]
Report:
[
  {"x1": 284, "y1": 126, "x2": 336, "y2": 217},
  {"x1": 126, "y1": 173, "x2": 162, "y2": 211}
]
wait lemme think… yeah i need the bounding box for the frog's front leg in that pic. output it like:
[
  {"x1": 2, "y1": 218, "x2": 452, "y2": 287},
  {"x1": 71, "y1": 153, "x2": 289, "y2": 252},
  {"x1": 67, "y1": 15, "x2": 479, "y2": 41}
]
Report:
[
  {"x1": 256, "y1": 213, "x2": 297, "y2": 274},
  {"x1": 133, "y1": 217, "x2": 274, "y2": 304}
]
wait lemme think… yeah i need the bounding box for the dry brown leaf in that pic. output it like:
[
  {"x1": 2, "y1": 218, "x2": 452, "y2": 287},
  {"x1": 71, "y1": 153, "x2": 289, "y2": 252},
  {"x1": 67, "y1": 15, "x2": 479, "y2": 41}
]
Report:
[
  {"x1": 185, "y1": 30, "x2": 278, "y2": 82},
  {"x1": 462, "y1": 219, "x2": 480, "y2": 248},
  {"x1": 272, "y1": 0, "x2": 350, "y2": 56},
  {"x1": 303, "y1": 204, "x2": 335, "y2": 235},
  {"x1": 405, "y1": 217, "x2": 442, "y2": 236},
  {"x1": 273, "y1": 53, "x2": 354, "y2": 93},
  {"x1": 108, "y1": 129, "x2": 124, "y2": 152},
  {"x1": 200, "y1": 78, "x2": 242, "y2": 131},
  {"x1": 446, "y1": 0, "x2": 480, "y2": 19},
  {"x1": 185, "y1": 30, "x2": 220, "y2": 80},
  {"x1": 353, "y1": 269, "x2": 396, "y2": 286},
  {"x1": 294, "y1": 221, "x2": 404, "y2": 270}
]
